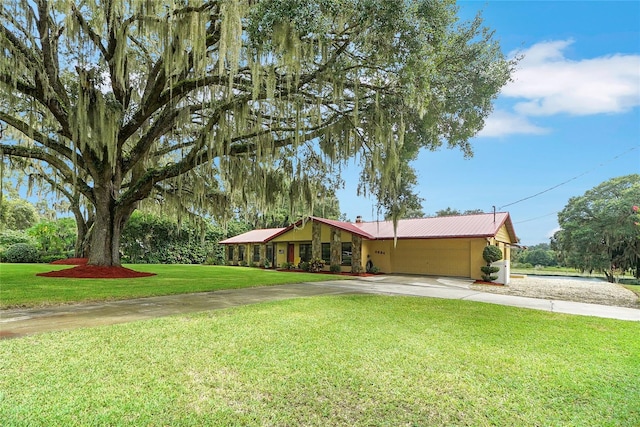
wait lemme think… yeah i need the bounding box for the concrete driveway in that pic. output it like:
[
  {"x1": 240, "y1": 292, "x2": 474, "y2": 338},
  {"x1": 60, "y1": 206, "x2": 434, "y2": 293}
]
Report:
[{"x1": 2, "y1": 275, "x2": 639, "y2": 339}]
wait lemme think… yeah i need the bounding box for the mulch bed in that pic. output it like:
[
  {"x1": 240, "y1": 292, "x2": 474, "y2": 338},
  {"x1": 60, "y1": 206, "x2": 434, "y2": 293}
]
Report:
[
  {"x1": 473, "y1": 280, "x2": 504, "y2": 286},
  {"x1": 41, "y1": 258, "x2": 156, "y2": 278}
]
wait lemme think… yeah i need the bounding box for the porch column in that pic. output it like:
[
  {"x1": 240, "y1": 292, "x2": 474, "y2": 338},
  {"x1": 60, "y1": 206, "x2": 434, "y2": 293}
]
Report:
[
  {"x1": 232, "y1": 244, "x2": 239, "y2": 265},
  {"x1": 330, "y1": 227, "x2": 341, "y2": 267},
  {"x1": 351, "y1": 235, "x2": 362, "y2": 273},
  {"x1": 312, "y1": 221, "x2": 322, "y2": 260},
  {"x1": 260, "y1": 244, "x2": 266, "y2": 265}
]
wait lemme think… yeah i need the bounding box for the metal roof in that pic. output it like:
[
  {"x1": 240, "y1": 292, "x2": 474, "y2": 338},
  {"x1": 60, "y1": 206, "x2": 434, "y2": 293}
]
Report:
[
  {"x1": 219, "y1": 213, "x2": 518, "y2": 244},
  {"x1": 355, "y1": 212, "x2": 516, "y2": 241},
  {"x1": 219, "y1": 227, "x2": 285, "y2": 244},
  {"x1": 308, "y1": 217, "x2": 375, "y2": 239}
]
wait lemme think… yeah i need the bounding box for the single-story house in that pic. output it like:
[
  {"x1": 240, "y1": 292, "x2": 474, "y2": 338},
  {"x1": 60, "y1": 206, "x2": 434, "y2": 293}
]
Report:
[{"x1": 219, "y1": 212, "x2": 518, "y2": 284}]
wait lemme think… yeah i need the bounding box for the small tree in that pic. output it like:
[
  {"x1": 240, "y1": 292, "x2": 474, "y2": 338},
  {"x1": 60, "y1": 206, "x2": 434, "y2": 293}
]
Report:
[{"x1": 481, "y1": 245, "x2": 503, "y2": 282}]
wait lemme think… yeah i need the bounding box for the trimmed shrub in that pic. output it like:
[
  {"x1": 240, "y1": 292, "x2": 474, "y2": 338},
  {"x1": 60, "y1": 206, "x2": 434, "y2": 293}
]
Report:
[
  {"x1": 481, "y1": 245, "x2": 503, "y2": 282},
  {"x1": 41, "y1": 255, "x2": 66, "y2": 264},
  {"x1": 481, "y1": 266, "x2": 500, "y2": 275},
  {"x1": 330, "y1": 264, "x2": 341, "y2": 273},
  {"x1": 4, "y1": 243, "x2": 40, "y2": 263},
  {"x1": 483, "y1": 245, "x2": 503, "y2": 264}
]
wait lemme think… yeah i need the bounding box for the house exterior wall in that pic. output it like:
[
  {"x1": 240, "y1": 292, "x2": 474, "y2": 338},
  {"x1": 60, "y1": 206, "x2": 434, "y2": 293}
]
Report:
[
  {"x1": 271, "y1": 221, "x2": 361, "y2": 271},
  {"x1": 495, "y1": 224, "x2": 512, "y2": 244},
  {"x1": 362, "y1": 240, "x2": 393, "y2": 273},
  {"x1": 274, "y1": 242, "x2": 287, "y2": 267}
]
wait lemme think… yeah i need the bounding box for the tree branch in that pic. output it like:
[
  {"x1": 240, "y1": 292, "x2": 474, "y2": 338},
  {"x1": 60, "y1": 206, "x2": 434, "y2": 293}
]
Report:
[
  {"x1": 0, "y1": 144, "x2": 94, "y2": 203},
  {"x1": 0, "y1": 111, "x2": 86, "y2": 170}
]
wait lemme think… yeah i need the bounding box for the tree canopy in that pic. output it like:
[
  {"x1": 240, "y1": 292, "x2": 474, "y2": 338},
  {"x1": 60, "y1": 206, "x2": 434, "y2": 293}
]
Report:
[
  {"x1": 1, "y1": 0, "x2": 513, "y2": 266},
  {"x1": 434, "y1": 207, "x2": 484, "y2": 217},
  {"x1": 553, "y1": 174, "x2": 640, "y2": 282}
]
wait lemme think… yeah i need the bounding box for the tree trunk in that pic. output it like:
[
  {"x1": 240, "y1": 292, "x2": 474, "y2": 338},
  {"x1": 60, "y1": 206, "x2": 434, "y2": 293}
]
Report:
[
  {"x1": 71, "y1": 208, "x2": 93, "y2": 258},
  {"x1": 87, "y1": 182, "x2": 134, "y2": 266}
]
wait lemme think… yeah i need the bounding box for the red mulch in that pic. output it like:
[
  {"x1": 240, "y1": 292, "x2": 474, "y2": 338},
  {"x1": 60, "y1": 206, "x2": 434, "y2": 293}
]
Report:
[
  {"x1": 37, "y1": 265, "x2": 156, "y2": 279},
  {"x1": 50, "y1": 258, "x2": 89, "y2": 265}
]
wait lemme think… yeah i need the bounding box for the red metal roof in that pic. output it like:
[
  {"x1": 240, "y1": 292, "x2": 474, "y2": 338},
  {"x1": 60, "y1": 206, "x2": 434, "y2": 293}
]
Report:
[
  {"x1": 219, "y1": 213, "x2": 517, "y2": 244},
  {"x1": 356, "y1": 212, "x2": 516, "y2": 241},
  {"x1": 219, "y1": 227, "x2": 285, "y2": 244},
  {"x1": 308, "y1": 217, "x2": 375, "y2": 239}
]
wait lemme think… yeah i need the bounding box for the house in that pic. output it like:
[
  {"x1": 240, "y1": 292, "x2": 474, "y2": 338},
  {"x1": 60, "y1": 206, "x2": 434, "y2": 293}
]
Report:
[{"x1": 219, "y1": 212, "x2": 518, "y2": 284}]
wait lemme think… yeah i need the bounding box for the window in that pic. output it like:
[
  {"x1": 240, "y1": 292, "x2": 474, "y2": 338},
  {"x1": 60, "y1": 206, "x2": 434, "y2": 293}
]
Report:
[
  {"x1": 341, "y1": 242, "x2": 352, "y2": 266},
  {"x1": 253, "y1": 245, "x2": 260, "y2": 263},
  {"x1": 321, "y1": 243, "x2": 330, "y2": 263},
  {"x1": 299, "y1": 243, "x2": 312, "y2": 262},
  {"x1": 238, "y1": 245, "x2": 245, "y2": 261},
  {"x1": 266, "y1": 245, "x2": 273, "y2": 264},
  {"x1": 228, "y1": 246, "x2": 234, "y2": 261}
]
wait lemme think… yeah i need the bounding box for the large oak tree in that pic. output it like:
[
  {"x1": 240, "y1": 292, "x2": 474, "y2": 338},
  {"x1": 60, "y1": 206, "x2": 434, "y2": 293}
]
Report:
[
  {"x1": 1, "y1": 0, "x2": 512, "y2": 266},
  {"x1": 553, "y1": 174, "x2": 640, "y2": 282}
]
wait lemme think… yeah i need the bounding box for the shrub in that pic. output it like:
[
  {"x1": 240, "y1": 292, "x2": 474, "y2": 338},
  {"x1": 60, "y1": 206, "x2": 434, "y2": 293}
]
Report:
[
  {"x1": 239, "y1": 260, "x2": 247, "y2": 266},
  {"x1": 481, "y1": 245, "x2": 503, "y2": 282},
  {"x1": 41, "y1": 255, "x2": 66, "y2": 264},
  {"x1": 4, "y1": 243, "x2": 40, "y2": 263},
  {"x1": 483, "y1": 245, "x2": 503, "y2": 264},
  {"x1": 0, "y1": 229, "x2": 35, "y2": 249},
  {"x1": 308, "y1": 258, "x2": 324, "y2": 273},
  {"x1": 330, "y1": 264, "x2": 341, "y2": 273},
  {"x1": 299, "y1": 261, "x2": 310, "y2": 271},
  {"x1": 281, "y1": 261, "x2": 294, "y2": 270},
  {"x1": 480, "y1": 266, "x2": 500, "y2": 275}
]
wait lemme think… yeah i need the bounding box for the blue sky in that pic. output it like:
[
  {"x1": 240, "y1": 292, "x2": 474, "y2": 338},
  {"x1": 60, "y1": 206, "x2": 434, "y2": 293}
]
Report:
[{"x1": 336, "y1": 0, "x2": 640, "y2": 246}]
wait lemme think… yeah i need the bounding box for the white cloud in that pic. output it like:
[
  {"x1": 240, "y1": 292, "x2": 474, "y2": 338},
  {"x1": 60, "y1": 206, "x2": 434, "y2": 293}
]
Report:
[
  {"x1": 477, "y1": 110, "x2": 549, "y2": 137},
  {"x1": 503, "y1": 40, "x2": 640, "y2": 116},
  {"x1": 546, "y1": 226, "x2": 561, "y2": 239}
]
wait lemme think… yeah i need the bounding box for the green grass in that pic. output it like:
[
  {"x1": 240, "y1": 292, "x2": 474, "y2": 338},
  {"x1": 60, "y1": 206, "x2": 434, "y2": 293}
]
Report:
[
  {"x1": 0, "y1": 263, "x2": 347, "y2": 309},
  {"x1": 1, "y1": 296, "x2": 638, "y2": 426}
]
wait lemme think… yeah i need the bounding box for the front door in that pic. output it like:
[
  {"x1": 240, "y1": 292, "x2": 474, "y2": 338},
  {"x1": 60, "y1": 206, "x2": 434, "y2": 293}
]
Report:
[{"x1": 287, "y1": 244, "x2": 295, "y2": 263}]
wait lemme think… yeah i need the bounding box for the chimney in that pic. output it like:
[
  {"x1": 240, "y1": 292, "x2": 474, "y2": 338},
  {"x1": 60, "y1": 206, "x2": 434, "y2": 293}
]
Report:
[{"x1": 355, "y1": 215, "x2": 362, "y2": 223}]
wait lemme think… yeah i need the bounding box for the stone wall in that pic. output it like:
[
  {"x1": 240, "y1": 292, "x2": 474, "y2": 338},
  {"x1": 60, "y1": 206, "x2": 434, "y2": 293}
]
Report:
[
  {"x1": 330, "y1": 227, "x2": 341, "y2": 267},
  {"x1": 312, "y1": 221, "x2": 322, "y2": 260},
  {"x1": 351, "y1": 235, "x2": 362, "y2": 273}
]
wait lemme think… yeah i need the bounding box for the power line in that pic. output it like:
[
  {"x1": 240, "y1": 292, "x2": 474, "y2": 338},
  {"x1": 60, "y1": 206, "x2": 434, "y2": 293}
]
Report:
[
  {"x1": 514, "y1": 211, "x2": 558, "y2": 224},
  {"x1": 499, "y1": 145, "x2": 639, "y2": 210}
]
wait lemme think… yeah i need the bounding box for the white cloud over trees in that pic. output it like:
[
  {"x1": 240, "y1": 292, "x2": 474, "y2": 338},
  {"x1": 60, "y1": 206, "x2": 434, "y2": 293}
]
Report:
[{"x1": 480, "y1": 39, "x2": 640, "y2": 137}]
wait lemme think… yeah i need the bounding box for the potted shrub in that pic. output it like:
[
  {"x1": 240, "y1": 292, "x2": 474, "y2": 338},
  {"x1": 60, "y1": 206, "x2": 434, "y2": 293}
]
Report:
[{"x1": 481, "y1": 245, "x2": 503, "y2": 282}]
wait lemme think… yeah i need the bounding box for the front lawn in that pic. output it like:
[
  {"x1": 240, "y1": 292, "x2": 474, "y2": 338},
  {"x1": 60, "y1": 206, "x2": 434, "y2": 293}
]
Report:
[
  {"x1": 1, "y1": 296, "x2": 638, "y2": 426},
  {"x1": 0, "y1": 264, "x2": 347, "y2": 309}
]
